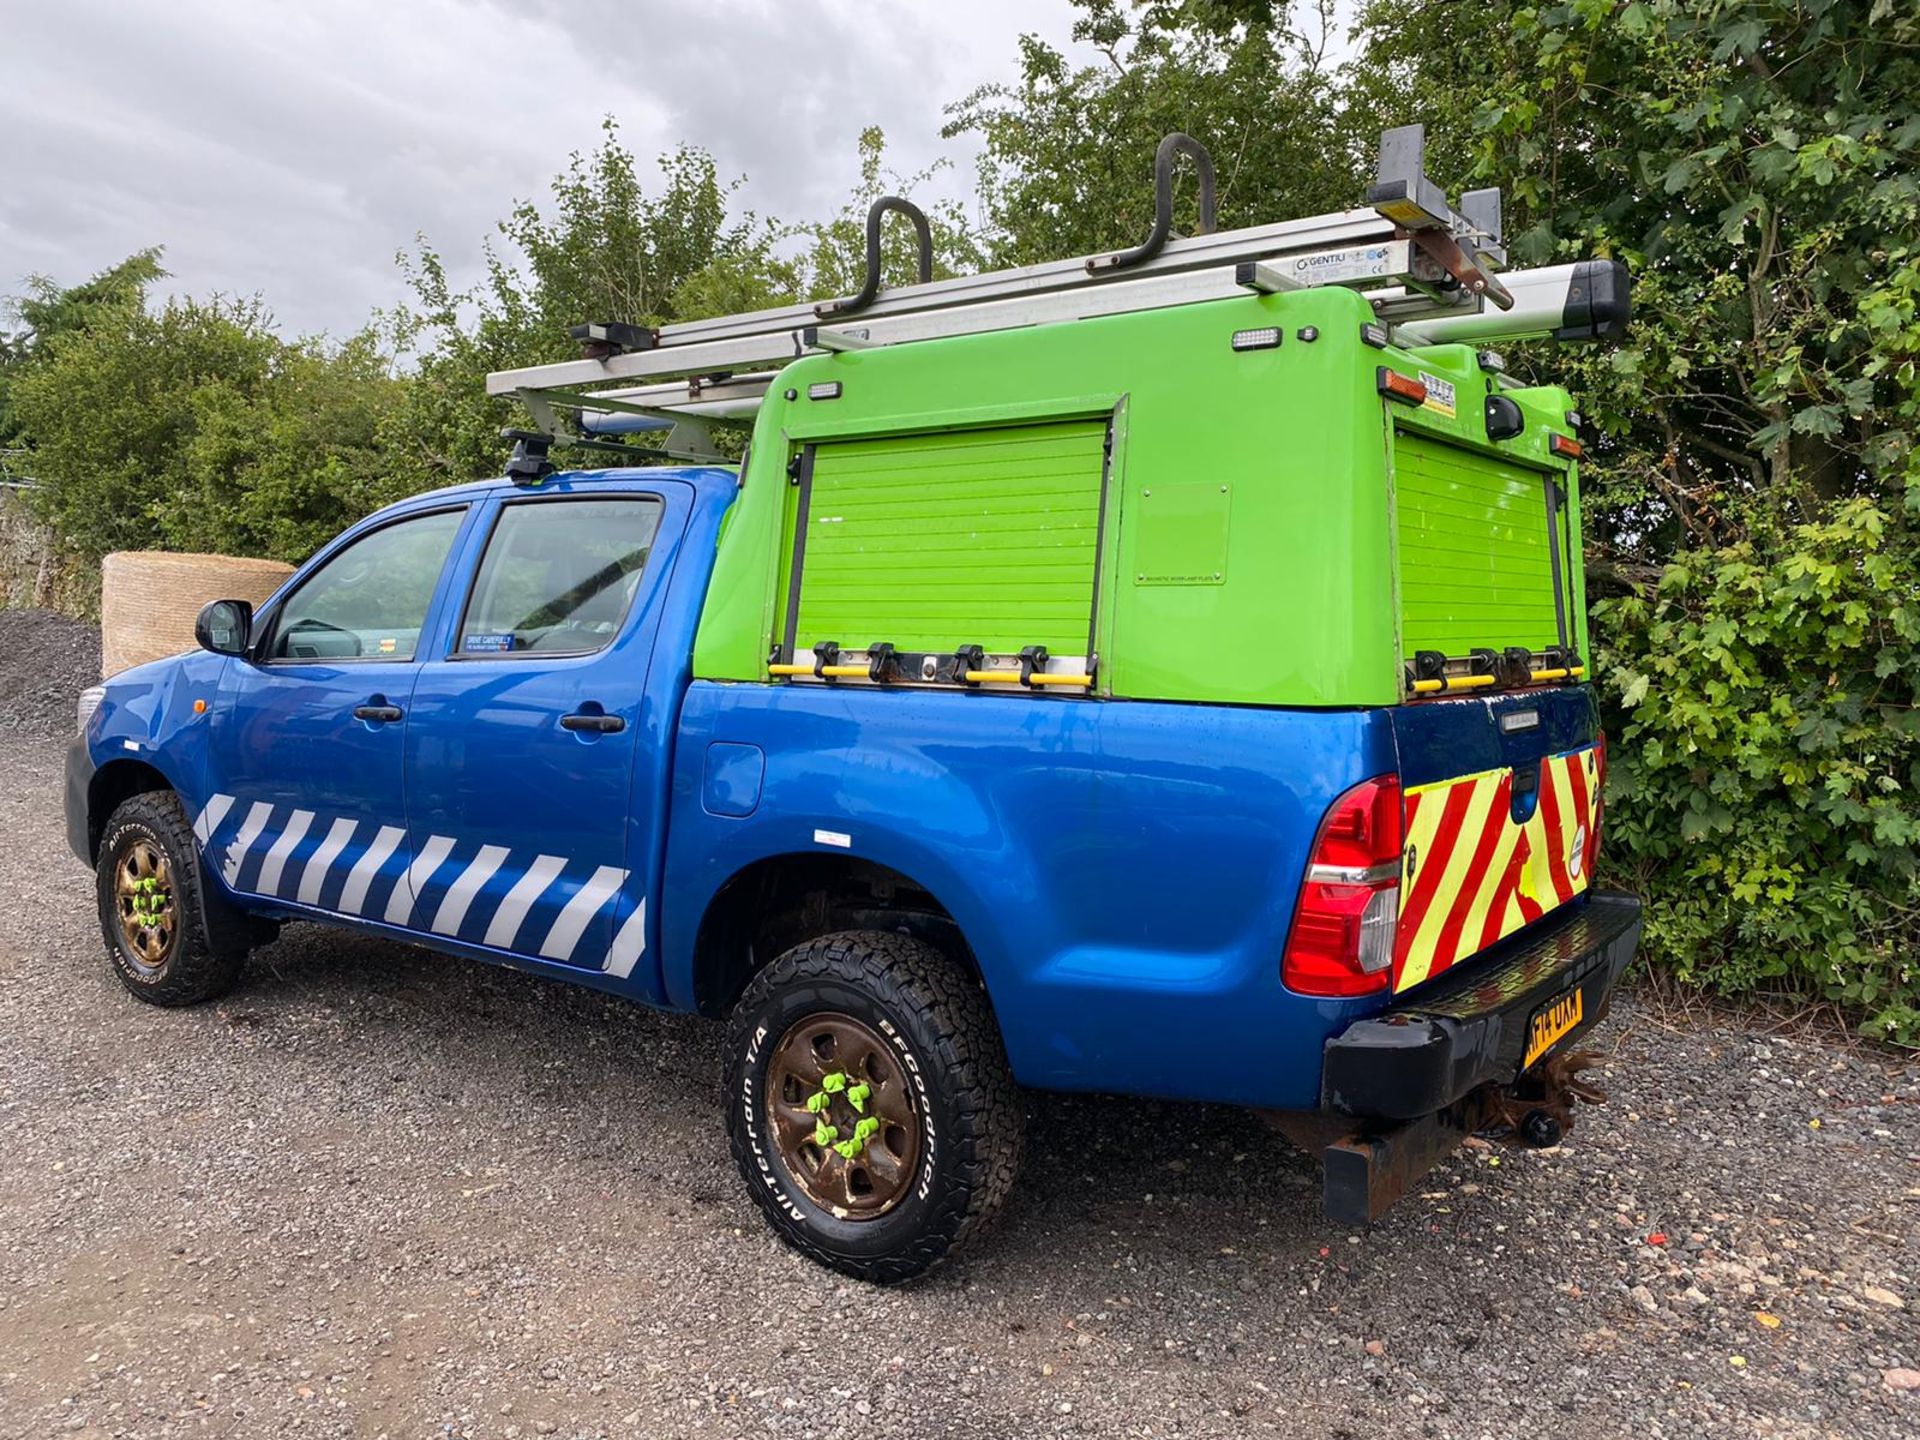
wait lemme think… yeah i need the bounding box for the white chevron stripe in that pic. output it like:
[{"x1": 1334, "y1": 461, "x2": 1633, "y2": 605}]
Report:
[
  {"x1": 297, "y1": 817, "x2": 358, "y2": 906},
  {"x1": 221, "y1": 802, "x2": 274, "y2": 886},
  {"x1": 539, "y1": 865, "x2": 627, "y2": 961},
  {"x1": 386, "y1": 834, "x2": 455, "y2": 925},
  {"x1": 482, "y1": 854, "x2": 566, "y2": 949},
  {"x1": 602, "y1": 897, "x2": 648, "y2": 979},
  {"x1": 192, "y1": 793, "x2": 233, "y2": 847},
  {"x1": 338, "y1": 825, "x2": 405, "y2": 915},
  {"x1": 431, "y1": 844, "x2": 509, "y2": 936},
  {"x1": 254, "y1": 809, "x2": 314, "y2": 896}
]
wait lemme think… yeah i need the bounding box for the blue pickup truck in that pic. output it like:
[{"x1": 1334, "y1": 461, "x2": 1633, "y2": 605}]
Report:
[{"x1": 64, "y1": 168, "x2": 1643, "y2": 1279}]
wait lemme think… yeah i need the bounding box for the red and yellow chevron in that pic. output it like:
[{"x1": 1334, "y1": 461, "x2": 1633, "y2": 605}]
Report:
[{"x1": 1393, "y1": 744, "x2": 1601, "y2": 991}]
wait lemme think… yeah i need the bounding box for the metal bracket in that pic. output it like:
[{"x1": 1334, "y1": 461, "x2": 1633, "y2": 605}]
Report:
[
  {"x1": 799, "y1": 325, "x2": 878, "y2": 353},
  {"x1": 1234, "y1": 259, "x2": 1308, "y2": 294},
  {"x1": 1365, "y1": 125, "x2": 1513, "y2": 310},
  {"x1": 508, "y1": 386, "x2": 728, "y2": 464}
]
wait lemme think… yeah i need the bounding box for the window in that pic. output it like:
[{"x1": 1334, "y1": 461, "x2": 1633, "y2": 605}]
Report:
[
  {"x1": 267, "y1": 509, "x2": 465, "y2": 662},
  {"x1": 458, "y1": 497, "x2": 664, "y2": 657}
]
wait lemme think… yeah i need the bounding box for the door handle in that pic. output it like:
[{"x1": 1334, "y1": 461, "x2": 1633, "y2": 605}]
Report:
[
  {"x1": 560, "y1": 711, "x2": 625, "y2": 734},
  {"x1": 353, "y1": 704, "x2": 404, "y2": 723}
]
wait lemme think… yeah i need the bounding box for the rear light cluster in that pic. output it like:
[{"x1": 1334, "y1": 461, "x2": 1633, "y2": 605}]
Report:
[{"x1": 1282, "y1": 775, "x2": 1404, "y2": 996}]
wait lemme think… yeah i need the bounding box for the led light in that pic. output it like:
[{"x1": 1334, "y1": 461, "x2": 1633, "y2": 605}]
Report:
[
  {"x1": 1549, "y1": 432, "x2": 1583, "y2": 460},
  {"x1": 1477, "y1": 349, "x2": 1507, "y2": 373},
  {"x1": 807, "y1": 381, "x2": 843, "y2": 400},
  {"x1": 1360, "y1": 323, "x2": 1390, "y2": 349},
  {"x1": 77, "y1": 685, "x2": 104, "y2": 736},
  {"x1": 1377, "y1": 367, "x2": 1428, "y2": 406},
  {"x1": 1230, "y1": 326, "x2": 1282, "y2": 351}
]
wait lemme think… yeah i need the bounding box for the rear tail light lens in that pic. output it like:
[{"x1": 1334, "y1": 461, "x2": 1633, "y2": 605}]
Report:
[{"x1": 1283, "y1": 775, "x2": 1404, "y2": 996}]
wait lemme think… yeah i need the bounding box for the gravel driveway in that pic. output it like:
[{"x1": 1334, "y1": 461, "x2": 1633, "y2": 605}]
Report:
[{"x1": 1, "y1": 616, "x2": 1916, "y2": 1438}]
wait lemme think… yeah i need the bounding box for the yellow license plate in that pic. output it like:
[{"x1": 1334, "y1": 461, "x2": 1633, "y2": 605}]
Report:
[{"x1": 1523, "y1": 988, "x2": 1585, "y2": 1068}]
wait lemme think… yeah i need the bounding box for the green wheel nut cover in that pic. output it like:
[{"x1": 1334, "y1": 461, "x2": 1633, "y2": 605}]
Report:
[
  {"x1": 833, "y1": 1117, "x2": 882, "y2": 1160},
  {"x1": 806, "y1": 1072, "x2": 885, "y2": 1161}
]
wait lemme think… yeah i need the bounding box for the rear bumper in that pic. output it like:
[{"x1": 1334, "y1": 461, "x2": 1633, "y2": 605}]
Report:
[{"x1": 1322, "y1": 890, "x2": 1643, "y2": 1121}]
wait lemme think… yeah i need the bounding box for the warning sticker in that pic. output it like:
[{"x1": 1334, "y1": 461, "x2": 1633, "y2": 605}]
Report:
[
  {"x1": 463, "y1": 633, "x2": 515, "y2": 653},
  {"x1": 1419, "y1": 373, "x2": 1457, "y2": 419}
]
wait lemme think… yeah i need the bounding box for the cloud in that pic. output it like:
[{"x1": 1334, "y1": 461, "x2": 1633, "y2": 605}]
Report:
[{"x1": 0, "y1": 0, "x2": 1091, "y2": 338}]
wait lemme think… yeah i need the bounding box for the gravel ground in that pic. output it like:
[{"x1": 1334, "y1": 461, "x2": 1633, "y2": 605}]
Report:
[
  {"x1": 0, "y1": 610, "x2": 100, "y2": 740},
  {"x1": 1, "y1": 638, "x2": 1917, "y2": 1437}
]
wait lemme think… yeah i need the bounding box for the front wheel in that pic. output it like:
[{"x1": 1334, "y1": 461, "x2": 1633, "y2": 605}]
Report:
[
  {"x1": 95, "y1": 791, "x2": 245, "y2": 1006},
  {"x1": 723, "y1": 931, "x2": 1023, "y2": 1283}
]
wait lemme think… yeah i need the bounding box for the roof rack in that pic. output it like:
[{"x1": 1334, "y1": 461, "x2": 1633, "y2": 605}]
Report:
[{"x1": 487, "y1": 125, "x2": 1630, "y2": 455}]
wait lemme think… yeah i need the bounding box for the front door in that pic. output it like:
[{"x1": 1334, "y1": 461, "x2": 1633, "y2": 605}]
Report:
[
  {"x1": 203, "y1": 505, "x2": 471, "y2": 920},
  {"x1": 401, "y1": 486, "x2": 682, "y2": 973}
]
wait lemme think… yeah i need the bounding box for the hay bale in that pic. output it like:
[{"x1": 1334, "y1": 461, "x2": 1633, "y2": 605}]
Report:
[{"x1": 100, "y1": 551, "x2": 295, "y2": 678}]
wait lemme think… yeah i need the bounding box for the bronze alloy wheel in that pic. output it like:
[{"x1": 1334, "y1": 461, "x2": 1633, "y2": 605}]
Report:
[
  {"x1": 765, "y1": 1011, "x2": 922, "y2": 1218},
  {"x1": 115, "y1": 837, "x2": 177, "y2": 973}
]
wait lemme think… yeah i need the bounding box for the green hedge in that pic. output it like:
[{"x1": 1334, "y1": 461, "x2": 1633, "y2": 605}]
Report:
[{"x1": 1597, "y1": 499, "x2": 1920, "y2": 1043}]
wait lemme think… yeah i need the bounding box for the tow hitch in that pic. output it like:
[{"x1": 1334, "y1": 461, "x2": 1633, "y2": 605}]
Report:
[
  {"x1": 1314, "y1": 1047, "x2": 1610, "y2": 1226},
  {"x1": 1487, "y1": 1046, "x2": 1608, "y2": 1150}
]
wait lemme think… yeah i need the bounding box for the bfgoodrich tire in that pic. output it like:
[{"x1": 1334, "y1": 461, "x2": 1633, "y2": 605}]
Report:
[
  {"x1": 95, "y1": 791, "x2": 245, "y2": 1007},
  {"x1": 724, "y1": 930, "x2": 1023, "y2": 1283}
]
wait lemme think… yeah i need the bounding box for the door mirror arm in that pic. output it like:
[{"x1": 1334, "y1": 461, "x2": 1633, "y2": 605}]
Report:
[{"x1": 195, "y1": 599, "x2": 255, "y2": 658}]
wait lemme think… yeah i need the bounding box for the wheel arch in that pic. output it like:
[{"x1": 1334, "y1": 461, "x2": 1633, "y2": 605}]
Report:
[
  {"x1": 687, "y1": 851, "x2": 986, "y2": 1019},
  {"x1": 85, "y1": 758, "x2": 174, "y2": 861}
]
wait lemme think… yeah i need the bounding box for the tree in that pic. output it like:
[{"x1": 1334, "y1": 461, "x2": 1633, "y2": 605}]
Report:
[
  {"x1": 944, "y1": 0, "x2": 1361, "y2": 266},
  {"x1": 383, "y1": 118, "x2": 979, "y2": 489},
  {"x1": 0, "y1": 249, "x2": 166, "y2": 452},
  {"x1": 8, "y1": 263, "x2": 399, "y2": 565},
  {"x1": 1347, "y1": 0, "x2": 1920, "y2": 1039}
]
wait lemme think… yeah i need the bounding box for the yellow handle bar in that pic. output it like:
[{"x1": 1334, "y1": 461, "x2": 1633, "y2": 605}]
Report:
[
  {"x1": 1408, "y1": 665, "x2": 1586, "y2": 695},
  {"x1": 964, "y1": 670, "x2": 1094, "y2": 686}
]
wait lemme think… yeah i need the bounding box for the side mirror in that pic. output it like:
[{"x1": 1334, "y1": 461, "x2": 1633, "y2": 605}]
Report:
[{"x1": 195, "y1": 599, "x2": 254, "y2": 657}]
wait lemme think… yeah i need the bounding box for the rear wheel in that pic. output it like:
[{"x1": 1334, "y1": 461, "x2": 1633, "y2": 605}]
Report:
[
  {"x1": 95, "y1": 791, "x2": 244, "y2": 1006},
  {"x1": 724, "y1": 930, "x2": 1023, "y2": 1283}
]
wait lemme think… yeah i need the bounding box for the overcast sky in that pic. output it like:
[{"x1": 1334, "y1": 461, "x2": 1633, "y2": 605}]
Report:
[{"x1": 0, "y1": 0, "x2": 1101, "y2": 340}]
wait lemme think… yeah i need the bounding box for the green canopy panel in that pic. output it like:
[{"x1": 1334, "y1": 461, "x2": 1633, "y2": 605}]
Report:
[
  {"x1": 1393, "y1": 428, "x2": 1567, "y2": 661},
  {"x1": 783, "y1": 419, "x2": 1109, "y2": 659}
]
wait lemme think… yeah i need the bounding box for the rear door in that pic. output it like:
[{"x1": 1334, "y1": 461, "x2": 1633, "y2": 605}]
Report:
[
  {"x1": 1386, "y1": 426, "x2": 1598, "y2": 991},
  {"x1": 1393, "y1": 428, "x2": 1572, "y2": 662},
  {"x1": 1389, "y1": 688, "x2": 1602, "y2": 991},
  {"x1": 400, "y1": 482, "x2": 686, "y2": 975}
]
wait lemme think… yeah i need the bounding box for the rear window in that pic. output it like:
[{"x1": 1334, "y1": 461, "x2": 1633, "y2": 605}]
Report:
[{"x1": 458, "y1": 497, "x2": 664, "y2": 657}]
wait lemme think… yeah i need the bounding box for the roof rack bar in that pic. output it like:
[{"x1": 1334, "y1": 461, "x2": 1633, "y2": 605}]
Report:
[
  {"x1": 657, "y1": 208, "x2": 1393, "y2": 347},
  {"x1": 485, "y1": 260, "x2": 1297, "y2": 397}
]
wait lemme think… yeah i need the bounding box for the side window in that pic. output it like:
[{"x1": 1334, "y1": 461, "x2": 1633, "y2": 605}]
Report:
[
  {"x1": 457, "y1": 497, "x2": 665, "y2": 657},
  {"x1": 267, "y1": 509, "x2": 465, "y2": 662}
]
